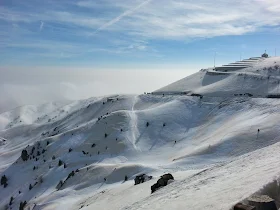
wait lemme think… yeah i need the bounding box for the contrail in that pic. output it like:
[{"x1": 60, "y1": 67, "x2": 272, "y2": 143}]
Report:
[
  {"x1": 94, "y1": 0, "x2": 152, "y2": 33},
  {"x1": 39, "y1": 21, "x2": 44, "y2": 31}
]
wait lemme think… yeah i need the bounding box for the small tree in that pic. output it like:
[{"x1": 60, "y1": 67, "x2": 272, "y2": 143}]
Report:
[
  {"x1": 1, "y1": 175, "x2": 8, "y2": 187},
  {"x1": 31, "y1": 147, "x2": 35, "y2": 155},
  {"x1": 9, "y1": 196, "x2": 13, "y2": 205},
  {"x1": 21, "y1": 149, "x2": 29, "y2": 161},
  {"x1": 58, "y1": 159, "x2": 63, "y2": 166},
  {"x1": 52, "y1": 155, "x2": 55, "y2": 160},
  {"x1": 91, "y1": 143, "x2": 96, "y2": 148},
  {"x1": 56, "y1": 180, "x2": 64, "y2": 190},
  {"x1": 29, "y1": 184, "x2": 33, "y2": 190},
  {"x1": 124, "y1": 175, "x2": 128, "y2": 181},
  {"x1": 163, "y1": 123, "x2": 166, "y2": 127},
  {"x1": 146, "y1": 122, "x2": 149, "y2": 127},
  {"x1": 19, "y1": 201, "x2": 27, "y2": 210},
  {"x1": 104, "y1": 133, "x2": 108, "y2": 138},
  {"x1": 64, "y1": 163, "x2": 67, "y2": 168},
  {"x1": 47, "y1": 141, "x2": 50, "y2": 145},
  {"x1": 42, "y1": 149, "x2": 46, "y2": 154},
  {"x1": 37, "y1": 151, "x2": 40, "y2": 156}
]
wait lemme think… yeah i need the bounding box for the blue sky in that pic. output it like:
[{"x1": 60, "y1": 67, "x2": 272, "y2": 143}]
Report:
[
  {"x1": 1, "y1": 0, "x2": 280, "y2": 112},
  {"x1": 1, "y1": 0, "x2": 280, "y2": 68}
]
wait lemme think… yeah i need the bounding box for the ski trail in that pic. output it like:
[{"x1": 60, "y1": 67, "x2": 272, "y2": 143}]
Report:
[{"x1": 127, "y1": 96, "x2": 140, "y2": 151}]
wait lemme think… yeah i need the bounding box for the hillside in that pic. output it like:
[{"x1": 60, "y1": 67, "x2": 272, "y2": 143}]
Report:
[
  {"x1": 1, "y1": 57, "x2": 280, "y2": 210},
  {"x1": 154, "y1": 57, "x2": 280, "y2": 97}
]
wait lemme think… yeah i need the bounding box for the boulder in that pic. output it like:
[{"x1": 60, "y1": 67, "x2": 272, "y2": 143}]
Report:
[
  {"x1": 134, "y1": 174, "x2": 152, "y2": 185},
  {"x1": 234, "y1": 203, "x2": 256, "y2": 210},
  {"x1": 247, "y1": 195, "x2": 277, "y2": 210},
  {"x1": 151, "y1": 173, "x2": 174, "y2": 194}
]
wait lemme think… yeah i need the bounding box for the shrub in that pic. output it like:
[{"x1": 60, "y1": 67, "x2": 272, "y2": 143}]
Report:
[
  {"x1": 56, "y1": 180, "x2": 64, "y2": 190},
  {"x1": 9, "y1": 196, "x2": 13, "y2": 205},
  {"x1": 66, "y1": 171, "x2": 75, "y2": 180},
  {"x1": 37, "y1": 151, "x2": 40, "y2": 156},
  {"x1": 21, "y1": 149, "x2": 29, "y2": 161},
  {"x1": 146, "y1": 122, "x2": 149, "y2": 127},
  {"x1": 64, "y1": 163, "x2": 67, "y2": 168},
  {"x1": 58, "y1": 160, "x2": 63, "y2": 166},
  {"x1": 104, "y1": 133, "x2": 108, "y2": 138},
  {"x1": 42, "y1": 149, "x2": 46, "y2": 154},
  {"x1": 47, "y1": 141, "x2": 49, "y2": 145},
  {"x1": 19, "y1": 201, "x2": 27, "y2": 210},
  {"x1": 91, "y1": 143, "x2": 96, "y2": 148},
  {"x1": 69, "y1": 148, "x2": 72, "y2": 153},
  {"x1": 52, "y1": 155, "x2": 55, "y2": 160},
  {"x1": 124, "y1": 175, "x2": 128, "y2": 181},
  {"x1": 1, "y1": 175, "x2": 8, "y2": 187},
  {"x1": 31, "y1": 147, "x2": 35, "y2": 155},
  {"x1": 29, "y1": 184, "x2": 33, "y2": 190},
  {"x1": 163, "y1": 123, "x2": 166, "y2": 127}
]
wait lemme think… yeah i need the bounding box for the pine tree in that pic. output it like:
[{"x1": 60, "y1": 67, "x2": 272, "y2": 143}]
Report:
[{"x1": 21, "y1": 149, "x2": 29, "y2": 161}]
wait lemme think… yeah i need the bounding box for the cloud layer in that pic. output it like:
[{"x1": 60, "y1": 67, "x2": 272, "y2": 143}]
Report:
[{"x1": 0, "y1": 66, "x2": 191, "y2": 113}]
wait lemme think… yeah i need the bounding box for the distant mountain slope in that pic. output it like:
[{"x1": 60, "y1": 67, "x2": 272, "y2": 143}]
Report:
[
  {"x1": 1, "y1": 57, "x2": 280, "y2": 210},
  {"x1": 154, "y1": 57, "x2": 280, "y2": 97}
]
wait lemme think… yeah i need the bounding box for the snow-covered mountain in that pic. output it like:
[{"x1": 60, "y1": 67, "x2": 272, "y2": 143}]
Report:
[{"x1": 1, "y1": 57, "x2": 280, "y2": 210}]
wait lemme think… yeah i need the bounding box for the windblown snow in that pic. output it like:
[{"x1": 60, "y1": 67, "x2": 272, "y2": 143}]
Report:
[{"x1": 1, "y1": 57, "x2": 280, "y2": 210}]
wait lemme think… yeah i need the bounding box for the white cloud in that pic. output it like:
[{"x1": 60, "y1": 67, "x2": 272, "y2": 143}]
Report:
[{"x1": 1, "y1": 0, "x2": 280, "y2": 40}]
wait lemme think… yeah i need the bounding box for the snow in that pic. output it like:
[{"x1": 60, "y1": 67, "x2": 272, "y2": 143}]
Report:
[
  {"x1": 154, "y1": 57, "x2": 280, "y2": 97},
  {"x1": 1, "y1": 57, "x2": 280, "y2": 210}
]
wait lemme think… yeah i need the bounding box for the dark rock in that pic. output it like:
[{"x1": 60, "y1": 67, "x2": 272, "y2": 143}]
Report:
[
  {"x1": 134, "y1": 174, "x2": 152, "y2": 185},
  {"x1": 234, "y1": 203, "x2": 256, "y2": 210},
  {"x1": 247, "y1": 195, "x2": 277, "y2": 210},
  {"x1": 151, "y1": 173, "x2": 174, "y2": 193}
]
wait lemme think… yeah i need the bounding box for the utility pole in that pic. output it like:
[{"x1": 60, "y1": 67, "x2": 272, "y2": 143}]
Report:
[{"x1": 214, "y1": 52, "x2": 216, "y2": 68}]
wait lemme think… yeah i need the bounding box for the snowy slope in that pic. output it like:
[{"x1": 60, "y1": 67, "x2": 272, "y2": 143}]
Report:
[
  {"x1": 1, "y1": 57, "x2": 280, "y2": 210},
  {"x1": 154, "y1": 57, "x2": 280, "y2": 97}
]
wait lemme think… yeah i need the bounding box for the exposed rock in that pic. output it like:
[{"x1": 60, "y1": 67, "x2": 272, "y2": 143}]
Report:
[
  {"x1": 151, "y1": 173, "x2": 174, "y2": 193},
  {"x1": 234, "y1": 203, "x2": 256, "y2": 210},
  {"x1": 247, "y1": 195, "x2": 277, "y2": 210},
  {"x1": 134, "y1": 174, "x2": 152, "y2": 185}
]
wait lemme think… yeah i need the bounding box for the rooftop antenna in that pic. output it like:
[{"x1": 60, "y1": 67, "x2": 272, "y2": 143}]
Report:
[{"x1": 214, "y1": 52, "x2": 216, "y2": 68}]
